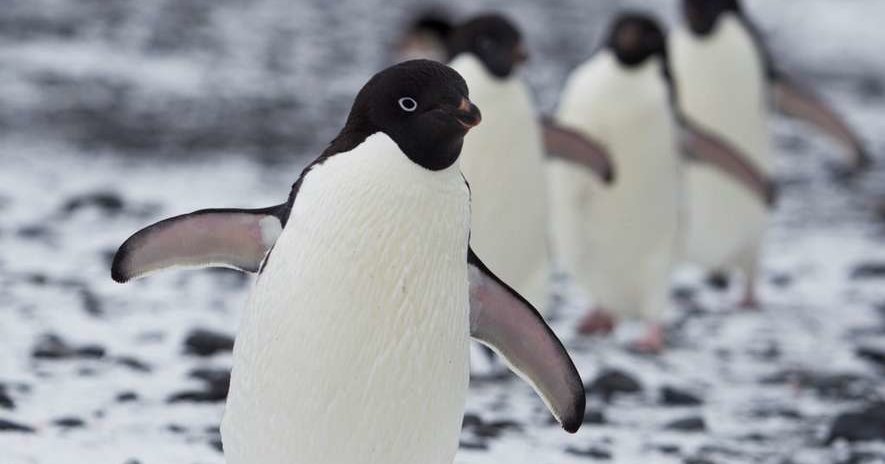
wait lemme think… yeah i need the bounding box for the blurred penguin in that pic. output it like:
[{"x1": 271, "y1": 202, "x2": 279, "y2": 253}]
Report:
[
  {"x1": 671, "y1": 0, "x2": 870, "y2": 308},
  {"x1": 393, "y1": 9, "x2": 453, "y2": 63},
  {"x1": 549, "y1": 13, "x2": 774, "y2": 352},
  {"x1": 446, "y1": 13, "x2": 614, "y2": 316}
]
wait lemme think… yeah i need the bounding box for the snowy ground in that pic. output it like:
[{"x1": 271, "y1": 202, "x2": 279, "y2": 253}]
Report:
[{"x1": 2, "y1": 1, "x2": 885, "y2": 463}]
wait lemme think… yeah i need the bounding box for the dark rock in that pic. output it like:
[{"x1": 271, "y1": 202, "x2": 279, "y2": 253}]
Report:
[
  {"x1": 168, "y1": 368, "x2": 230, "y2": 403},
  {"x1": 761, "y1": 370, "x2": 875, "y2": 401},
  {"x1": 566, "y1": 446, "x2": 612, "y2": 460},
  {"x1": 664, "y1": 416, "x2": 706, "y2": 432},
  {"x1": 210, "y1": 437, "x2": 224, "y2": 453},
  {"x1": 116, "y1": 391, "x2": 139, "y2": 403},
  {"x1": 770, "y1": 273, "x2": 794, "y2": 288},
  {"x1": 0, "y1": 384, "x2": 14, "y2": 410},
  {"x1": 657, "y1": 444, "x2": 681, "y2": 454},
  {"x1": 750, "y1": 407, "x2": 803, "y2": 420},
  {"x1": 115, "y1": 356, "x2": 152, "y2": 373},
  {"x1": 53, "y1": 417, "x2": 86, "y2": 428},
  {"x1": 684, "y1": 458, "x2": 716, "y2": 464},
  {"x1": 856, "y1": 346, "x2": 885, "y2": 369},
  {"x1": 183, "y1": 329, "x2": 234, "y2": 357},
  {"x1": 167, "y1": 424, "x2": 186, "y2": 434},
  {"x1": 660, "y1": 387, "x2": 703, "y2": 407},
  {"x1": 17, "y1": 225, "x2": 54, "y2": 241},
  {"x1": 79, "y1": 287, "x2": 103, "y2": 316},
  {"x1": 61, "y1": 191, "x2": 125, "y2": 216},
  {"x1": 32, "y1": 334, "x2": 106, "y2": 360},
  {"x1": 827, "y1": 403, "x2": 885, "y2": 444},
  {"x1": 852, "y1": 263, "x2": 885, "y2": 280},
  {"x1": 459, "y1": 440, "x2": 488, "y2": 451},
  {"x1": 461, "y1": 413, "x2": 521, "y2": 440},
  {"x1": 123, "y1": 460, "x2": 142, "y2": 464},
  {"x1": 587, "y1": 369, "x2": 642, "y2": 401},
  {"x1": 584, "y1": 409, "x2": 606, "y2": 425},
  {"x1": 0, "y1": 418, "x2": 35, "y2": 433}
]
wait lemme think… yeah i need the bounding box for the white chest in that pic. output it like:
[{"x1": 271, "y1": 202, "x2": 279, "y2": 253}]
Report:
[
  {"x1": 670, "y1": 16, "x2": 772, "y2": 170},
  {"x1": 221, "y1": 134, "x2": 472, "y2": 464}
]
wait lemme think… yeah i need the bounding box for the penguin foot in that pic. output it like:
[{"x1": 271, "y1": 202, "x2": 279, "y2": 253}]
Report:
[
  {"x1": 629, "y1": 324, "x2": 665, "y2": 355},
  {"x1": 738, "y1": 295, "x2": 761, "y2": 311},
  {"x1": 577, "y1": 308, "x2": 617, "y2": 336}
]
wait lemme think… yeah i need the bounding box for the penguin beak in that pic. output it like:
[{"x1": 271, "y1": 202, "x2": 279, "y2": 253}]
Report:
[
  {"x1": 455, "y1": 98, "x2": 482, "y2": 130},
  {"x1": 513, "y1": 43, "x2": 529, "y2": 64}
]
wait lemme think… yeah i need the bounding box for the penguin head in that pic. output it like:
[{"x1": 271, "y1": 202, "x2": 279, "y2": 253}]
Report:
[
  {"x1": 395, "y1": 10, "x2": 454, "y2": 62},
  {"x1": 606, "y1": 13, "x2": 668, "y2": 68},
  {"x1": 683, "y1": 0, "x2": 741, "y2": 36},
  {"x1": 332, "y1": 59, "x2": 482, "y2": 171},
  {"x1": 447, "y1": 14, "x2": 528, "y2": 80}
]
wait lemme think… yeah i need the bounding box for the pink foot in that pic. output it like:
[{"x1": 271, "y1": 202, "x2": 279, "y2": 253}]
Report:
[
  {"x1": 739, "y1": 287, "x2": 760, "y2": 310},
  {"x1": 578, "y1": 308, "x2": 617, "y2": 336},
  {"x1": 630, "y1": 324, "x2": 665, "y2": 354}
]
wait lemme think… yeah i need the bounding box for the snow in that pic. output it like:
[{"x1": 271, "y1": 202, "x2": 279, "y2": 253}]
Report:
[{"x1": 1, "y1": 0, "x2": 885, "y2": 463}]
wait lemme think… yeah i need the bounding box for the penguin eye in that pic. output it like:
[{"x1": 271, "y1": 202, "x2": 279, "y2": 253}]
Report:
[{"x1": 398, "y1": 97, "x2": 418, "y2": 112}]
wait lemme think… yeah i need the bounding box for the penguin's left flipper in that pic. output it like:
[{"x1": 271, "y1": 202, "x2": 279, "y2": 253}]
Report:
[
  {"x1": 541, "y1": 118, "x2": 615, "y2": 184},
  {"x1": 773, "y1": 76, "x2": 871, "y2": 171},
  {"x1": 112, "y1": 205, "x2": 286, "y2": 283},
  {"x1": 467, "y1": 247, "x2": 585, "y2": 433},
  {"x1": 681, "y1": 123, "x2": 777, "y2": 208}
]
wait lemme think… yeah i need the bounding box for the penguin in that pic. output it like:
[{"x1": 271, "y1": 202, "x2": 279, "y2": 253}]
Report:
[
  {"x1": 548, "y1": 13, "x2": 774, "y2": 353},
  {"x1": 393, "y1": 8, "x2": 454, "y2": 63},
  {"x1": 670, "y1": 0, "x2": 870, "y2": 307},
  {"x1": 446, "y1": 13, "x2": 614, "y2": 315},
  {"x1": 111, "y1": 60, "x2": 584, "y2": 464}
]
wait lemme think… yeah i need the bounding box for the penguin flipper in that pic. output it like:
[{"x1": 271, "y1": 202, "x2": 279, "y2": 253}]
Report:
[
  {"x1": 541, "y1": 118, "x2": 615, "y2": 184},
  {"x1": 681, "y1": 123, "x2": 777, "y2": 208},
  {"x1": 773, "y1": 76, "x2": 870, "y2": 171},
  {"x1": 112, "y1": 206, "x2": 286, "y2": 283},
  {"x1": 467, "y1": 247, "x2": 585, "y2": 433}
]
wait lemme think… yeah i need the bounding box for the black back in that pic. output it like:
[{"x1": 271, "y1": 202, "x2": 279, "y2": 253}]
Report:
[{"x1": 447, "y1": 14, "x2": 526, "y2": 79}]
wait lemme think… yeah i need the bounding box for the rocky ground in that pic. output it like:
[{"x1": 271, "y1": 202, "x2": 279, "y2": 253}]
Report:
[{"x1": 1, "y1": 1, "x2": 885, "y2": 463}]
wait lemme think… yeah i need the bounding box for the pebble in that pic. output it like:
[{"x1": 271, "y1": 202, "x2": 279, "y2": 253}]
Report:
[
  {"x1": 664, "y1": 417, "x2": 706, "y2": 433},
  {"x1": 587, "y1": 369, "x2": 642, "y2": 401},
  {"x1": 183, "y1": 329, "x2": 234, "y2": 357},
  {"x1": 660, "y1": 387, "x2": 703, "y2": 407},
  {"x1": 827, "y1": 403, "x2": 885, "y2": 444}
]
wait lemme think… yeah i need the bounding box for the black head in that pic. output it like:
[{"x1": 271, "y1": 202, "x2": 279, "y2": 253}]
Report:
[
  {"x1": 326, "y1": 60, "x2": 481, "y2": 171},
  {"x1": 447, "y1": 14, "x2": 528, "y2": 79},
  {"x1": 606, "y1": 13, "x2": 668, "y2": 67},
  {"x1": 683, "y1": 0, "x2": 742, "y2": 36}
]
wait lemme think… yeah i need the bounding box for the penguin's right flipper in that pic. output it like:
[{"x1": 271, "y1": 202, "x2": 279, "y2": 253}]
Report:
[
  {"x1": 467, "y1": 247, "x2": 585, "y2": 433},
  {"x1": 541, "y1": 118, "x2": 615, "y2": 184},
  {"x1": 681, "y1": 123, "x2": 777, "y2": 208},
  {"x1": 772, "y1": 76, "x2": 870, "y2": 170},
  {"x1": 112, "y1": 206, "x2": 286, "y2": 283}
]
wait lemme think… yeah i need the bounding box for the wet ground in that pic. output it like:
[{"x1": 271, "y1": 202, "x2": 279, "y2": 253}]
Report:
[{"x1": 1, "y1": 1, "x2": 885, "y2": 463}]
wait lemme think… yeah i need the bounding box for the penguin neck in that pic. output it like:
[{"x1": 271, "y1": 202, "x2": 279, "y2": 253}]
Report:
[{"x1": 323, "y1": 113, "x2": 378, "y2": 158}]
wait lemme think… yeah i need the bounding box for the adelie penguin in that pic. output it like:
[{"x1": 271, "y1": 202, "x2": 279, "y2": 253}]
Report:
[
  {"x1": 548, "y1": 13, "x2": 774, "y2": 353},
  {"x1": 671, "y1": 0, "x2": 870, "y2": 308},
  {"x1": 111, "y1": 60, "x2": 585, "y2": 464},
  {"x1": 446, "y1": 13, "x2": 615, "y2": 316}
]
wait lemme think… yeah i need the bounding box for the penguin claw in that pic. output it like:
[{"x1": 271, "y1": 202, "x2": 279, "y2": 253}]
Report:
[
  {"x1": 577, "y1": 309, "x2": 616, "y2": 336},
  {"x1": 629, "y1": 324, "x2": 665, "y2": 355}
]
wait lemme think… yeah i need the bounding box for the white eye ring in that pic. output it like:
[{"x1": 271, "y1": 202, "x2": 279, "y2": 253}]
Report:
[{"x1": 398, "y1": 97, "x2": 418, "y2": 112}]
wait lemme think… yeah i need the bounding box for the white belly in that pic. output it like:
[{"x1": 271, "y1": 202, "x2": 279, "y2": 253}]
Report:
[
  {"x1": 221, "y1": 134, "x2": 472, "y2": 464},
  {"x1": 670, "y1": 17, "x2": 772, "y2": 269},
  {"x1": 451, "y1": 54, "x2": 551, "y2": 312},
  {"x1": 550, "y1": 53, "x2": 680, "y2": 319}
]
